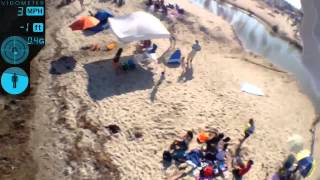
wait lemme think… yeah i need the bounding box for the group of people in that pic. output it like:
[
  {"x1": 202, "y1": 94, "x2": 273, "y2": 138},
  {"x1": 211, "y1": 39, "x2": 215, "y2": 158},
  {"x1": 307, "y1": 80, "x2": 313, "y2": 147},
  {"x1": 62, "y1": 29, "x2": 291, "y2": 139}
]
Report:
[
  {"x1": 57, "y1": 0, "x2": 84, "y2": 8},
  {"x1": 145, "y1": 0, "x2": 185, "y2": 18},
  {"x1": 58, "y1": 0, "x2": 125, "y2": 9},
  {"x1": 163, "y1": 119, "x2": 256, "y2": 180}
]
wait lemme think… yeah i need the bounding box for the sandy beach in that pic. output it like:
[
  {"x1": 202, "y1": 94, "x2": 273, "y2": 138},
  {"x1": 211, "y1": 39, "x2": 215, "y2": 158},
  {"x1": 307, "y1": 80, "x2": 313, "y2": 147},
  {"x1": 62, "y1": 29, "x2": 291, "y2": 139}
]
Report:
[{"x1": 0, "y1": 0, "x2": 318, "y2": 180}]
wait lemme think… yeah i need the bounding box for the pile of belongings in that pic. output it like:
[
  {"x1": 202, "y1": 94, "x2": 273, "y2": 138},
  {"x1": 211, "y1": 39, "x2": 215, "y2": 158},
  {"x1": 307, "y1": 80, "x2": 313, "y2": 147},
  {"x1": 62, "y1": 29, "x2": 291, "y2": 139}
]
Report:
[{"x1": 162, "y1": 131, "x2": 231, "y2": 179}]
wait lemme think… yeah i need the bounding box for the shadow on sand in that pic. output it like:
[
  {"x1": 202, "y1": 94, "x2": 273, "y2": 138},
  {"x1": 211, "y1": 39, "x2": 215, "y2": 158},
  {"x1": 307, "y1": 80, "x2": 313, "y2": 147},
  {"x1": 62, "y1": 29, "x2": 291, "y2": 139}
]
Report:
[
  {"x1": 84, "y1": 56, "x2": 155, "y2": 100},
  {"x1": 178, "y1": 66, "x2": 194, "y2": 83},
  {"x1": 150, "y1": 73, "x2": 165, "y2": 102},
  {"x1": 50, "y1": 56, "x2": 77, "y2": 75}
]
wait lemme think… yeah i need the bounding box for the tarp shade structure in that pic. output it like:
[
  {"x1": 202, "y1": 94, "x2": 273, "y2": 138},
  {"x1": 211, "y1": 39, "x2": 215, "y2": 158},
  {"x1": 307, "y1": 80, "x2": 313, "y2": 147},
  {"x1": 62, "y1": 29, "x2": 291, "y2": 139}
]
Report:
[
  {"x1": 70, "y1": 16, "x2": 100, "y2": 31},
  {"x1": 108, "y1": 11, "x2": 171, "y2": 43}
]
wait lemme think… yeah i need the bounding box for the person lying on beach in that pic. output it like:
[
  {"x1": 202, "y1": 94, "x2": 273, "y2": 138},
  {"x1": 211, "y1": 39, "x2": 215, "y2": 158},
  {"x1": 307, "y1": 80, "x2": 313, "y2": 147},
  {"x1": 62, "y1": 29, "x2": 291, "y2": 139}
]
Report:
[
  {"x1": 167, "y1": 149, "x2": 204, "y2": 179},
  {"x1": 232, "y1": 160, "x2": 254, "y2": 180},
  {"x1": 170, "y1": 131, "x2": 193, "y2": 151}
]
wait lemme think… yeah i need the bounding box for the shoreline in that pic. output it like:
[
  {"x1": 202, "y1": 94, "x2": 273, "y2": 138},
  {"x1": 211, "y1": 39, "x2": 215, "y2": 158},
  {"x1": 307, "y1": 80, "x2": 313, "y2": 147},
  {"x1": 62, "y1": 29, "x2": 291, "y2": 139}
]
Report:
[{"x1": 223, "y1": 0, "x2": 303, "y2": 50}]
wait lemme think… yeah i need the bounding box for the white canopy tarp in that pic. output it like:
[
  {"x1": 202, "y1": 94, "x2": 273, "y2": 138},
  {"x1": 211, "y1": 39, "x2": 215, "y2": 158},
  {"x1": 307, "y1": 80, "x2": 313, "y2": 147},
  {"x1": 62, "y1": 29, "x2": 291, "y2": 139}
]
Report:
[{"x1": 108, "y1": 11, "x2": 171, "y2": 43}]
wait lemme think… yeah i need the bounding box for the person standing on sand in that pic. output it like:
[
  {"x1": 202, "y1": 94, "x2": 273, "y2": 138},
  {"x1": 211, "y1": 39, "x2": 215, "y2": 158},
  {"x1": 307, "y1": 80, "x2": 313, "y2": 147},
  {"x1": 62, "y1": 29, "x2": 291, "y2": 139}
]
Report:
[
  {"x1": 232, "y1": 160, "x2": 254, "y2": 180},
  {"x1": 112, "y1": 48, "x2": 123, "y2": 74},
  {"x1": 242, "y1": 118, "x2": 255, "y2": 142},
  {"x1": 79, "y1": 0, "x2": 84, "y2": 7},
  {"x1": 181, "y1": 57, "x2": 186, "y2": 73},
  {"x1": 187, "y1": 40, "x2": 201, "y2": 66}
]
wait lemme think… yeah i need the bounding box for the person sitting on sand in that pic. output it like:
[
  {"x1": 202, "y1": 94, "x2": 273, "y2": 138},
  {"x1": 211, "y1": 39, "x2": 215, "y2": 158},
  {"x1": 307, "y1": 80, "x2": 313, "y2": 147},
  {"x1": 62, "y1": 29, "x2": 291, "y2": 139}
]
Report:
[
  {"x1": 78, "y1": 0, "x2": 84, "y2": 7},
  {"x1": 170, "y1": 131, "x2": 193, "y2": 151},
  {"x1": 217, "y1": 136, "x2": 231, "y2": 150},
  {"x1": 242, "y1": 118, "x2": 255, "y2": 142},
  {"x1": 232, "y1": 160, "x2": 254, "y2": 180},
  {"x1": 162, "y1": 5, "x2": 168, "y2": 17},
  {"x1": 142, "y1": 40, "x2": 152, "y2": 49},
  {"x1": 162, "y1": 131, "x2": 193, "y2": 164},
  {"x1": 160, "y1": 0, "x2": 165, "y2": 7},
  {"x1": 146, "y1": 0, "x2": 153, "y2": 6},
  {"x1": 206, "y1": 133, "x2": 224, "y2": 153},
  {"x1": 113, "y1": 0, "x2": 125, "y2": 7},
  {"x1": 187, "y1": 40, "x2": 201, "y2": 65},
  {"x1": 181, "y1": 57, "x2": 187, "y2": 73},
  {"x1": 135, "y1": 40, "x2": 151, "y2": 54}
]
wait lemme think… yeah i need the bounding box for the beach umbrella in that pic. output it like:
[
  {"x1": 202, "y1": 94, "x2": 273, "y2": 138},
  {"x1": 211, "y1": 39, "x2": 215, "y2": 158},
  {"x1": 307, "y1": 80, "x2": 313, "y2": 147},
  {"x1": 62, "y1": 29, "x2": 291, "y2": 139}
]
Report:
[
  {"x1": 69, "y1": 16, "x2": 100, "y2": 31},
  {"x1": 88, "y1": 10, "x2": 114, "y2": 33},
  {"x1": 95, "y1": 10, "x2": 113, "y2": 23},
  {"x1": 287, "y1": 134, "x2": 304, "y2": 153},
  {"x1": 108, "y1": 11, "x2": 171, "y2": 43},
  {"x1": 296, "y1": 150, "x2": 316, "y2": 178}
]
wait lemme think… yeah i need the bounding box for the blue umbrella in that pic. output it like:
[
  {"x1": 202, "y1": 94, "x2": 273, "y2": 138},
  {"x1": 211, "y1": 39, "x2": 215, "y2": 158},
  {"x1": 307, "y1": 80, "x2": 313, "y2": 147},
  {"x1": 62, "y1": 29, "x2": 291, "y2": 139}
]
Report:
[
  {"x1": 297, "y1": 156, "x2": 316, "y2": 178},
  {"x1": 95, "y1": 10, "x2": 113, "y2": 24},
  {"x1": 88, "y1": 10, "x2": 113, "y2": 33}
]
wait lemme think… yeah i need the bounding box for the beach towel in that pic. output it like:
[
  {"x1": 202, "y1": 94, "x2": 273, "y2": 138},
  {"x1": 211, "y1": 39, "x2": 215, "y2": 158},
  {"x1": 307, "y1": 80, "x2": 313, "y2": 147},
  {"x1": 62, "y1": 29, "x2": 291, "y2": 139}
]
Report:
[
  {"x1": 121, "y1": 59, "x2": 136, "y2": 71},
  {"x1": 167, "y1": 49, "x2": 181, "y2": 64},
  {"x1": 241, "y1": 82, "x2": 264, "y2": 96},
  {"x1": 186, "y1": 149, "x2": 203, "y2": 167},
  {"x1": 172, "y1": 149, "x2": 187, "y2": 162}
]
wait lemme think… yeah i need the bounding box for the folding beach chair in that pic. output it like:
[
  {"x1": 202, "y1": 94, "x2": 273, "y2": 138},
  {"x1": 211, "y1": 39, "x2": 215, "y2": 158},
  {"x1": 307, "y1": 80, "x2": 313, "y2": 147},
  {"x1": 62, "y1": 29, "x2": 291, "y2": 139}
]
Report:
[{"x1": 167, "y1": 49, "x2": 181, "y2": 64}]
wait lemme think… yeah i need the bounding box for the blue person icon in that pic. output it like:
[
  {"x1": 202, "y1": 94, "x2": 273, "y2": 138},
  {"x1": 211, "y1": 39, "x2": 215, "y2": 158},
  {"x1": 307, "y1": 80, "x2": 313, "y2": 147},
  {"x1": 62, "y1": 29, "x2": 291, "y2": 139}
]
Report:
[
  {"x1": 12, "y1": 73, "x2": 18, "y2": 89},
  {"x1": 1, "y1": 67, "x2": 29, "y2": 95}
]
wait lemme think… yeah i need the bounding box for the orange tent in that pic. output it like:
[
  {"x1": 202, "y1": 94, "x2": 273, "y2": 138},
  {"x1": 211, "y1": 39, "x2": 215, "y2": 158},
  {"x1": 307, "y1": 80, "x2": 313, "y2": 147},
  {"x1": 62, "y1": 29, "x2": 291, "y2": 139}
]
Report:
[{"x1": 69, "y1": 16, "x2": 100, "y2": 31}]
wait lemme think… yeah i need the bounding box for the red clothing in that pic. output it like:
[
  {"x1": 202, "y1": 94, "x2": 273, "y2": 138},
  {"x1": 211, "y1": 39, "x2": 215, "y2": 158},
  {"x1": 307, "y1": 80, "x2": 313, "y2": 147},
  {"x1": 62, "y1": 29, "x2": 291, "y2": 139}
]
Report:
[
  {"x1": 238, "y1": 163, "x2": 252, "y2": 176},
  {"x1": 203, "y1": 165, "x2": 214, "y2": 177}
]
